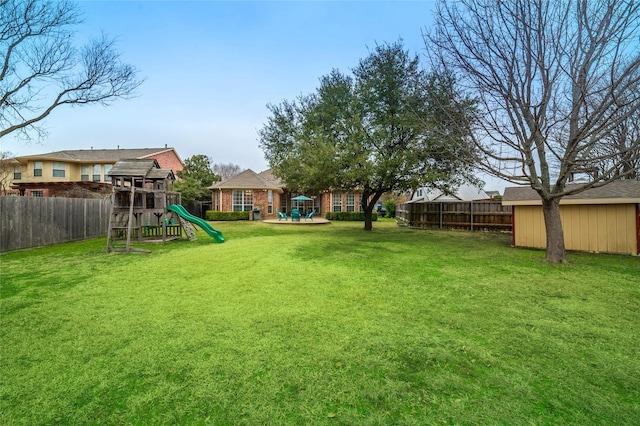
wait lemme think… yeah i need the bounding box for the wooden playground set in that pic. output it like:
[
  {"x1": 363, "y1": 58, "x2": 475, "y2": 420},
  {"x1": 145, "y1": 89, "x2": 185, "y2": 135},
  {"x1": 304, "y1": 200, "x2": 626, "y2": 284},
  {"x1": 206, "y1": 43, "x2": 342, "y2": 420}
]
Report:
[{"x1": 106, "y1": 159, "x2": 224, "y2": 253}]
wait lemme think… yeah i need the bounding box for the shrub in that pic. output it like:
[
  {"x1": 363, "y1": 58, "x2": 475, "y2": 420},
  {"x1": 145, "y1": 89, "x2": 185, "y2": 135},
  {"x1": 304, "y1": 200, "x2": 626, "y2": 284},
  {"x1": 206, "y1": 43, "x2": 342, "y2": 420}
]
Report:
[
  {"x1": 205, "y1": 211, "x2": 250, "y2": 221},
  {"x1": 383, "y1": 199, "x2": 396, "y2": 218},
  {"x1": 325, "y1": 211, "x2": 378, "y2": 221}
]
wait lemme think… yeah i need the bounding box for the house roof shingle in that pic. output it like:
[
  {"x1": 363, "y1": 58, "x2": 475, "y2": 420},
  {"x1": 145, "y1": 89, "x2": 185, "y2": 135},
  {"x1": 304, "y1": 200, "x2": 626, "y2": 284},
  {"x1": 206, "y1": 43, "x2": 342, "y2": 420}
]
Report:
[
  {"x1": 209, "y1": 169, "x2": 282, "y2": 191},
  {"x1": 15, "y1": 148, "x2": 177, "y2": 163},
  {"x1": 502, "y1": 180, "x2": 640, "y2": 205},
  {"x1": 257, "y1": 169, "x2": 283, "y2": 187}
]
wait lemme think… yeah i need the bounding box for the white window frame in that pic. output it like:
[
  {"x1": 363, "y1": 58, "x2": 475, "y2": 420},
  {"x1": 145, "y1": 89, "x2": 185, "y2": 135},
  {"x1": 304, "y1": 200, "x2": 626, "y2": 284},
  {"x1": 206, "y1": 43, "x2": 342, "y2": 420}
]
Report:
[
  {"x1": 52, "y1": 162, "x2": 66, "y2": 178},
  {"x1": 232, "y1": 190, "x2": 253, "y2": 212},
  {"x1": 332, "y1": 192, "x2": 342, "y2": 212},
  {"x1": 81, "y1": 165, "x2": 90, "y2": 181},
  {"x1": 346, "y1": 193, "x2": 355, "y2": 212},
  {"x1": 92, "y1": 164, "x2": 101, "y2": 182},
  {"x1": 104, "y1": 164, "x2": 113, "y2": 182},
  {"x1": 33, "y1": 161, "x2": 43, "y2": 177}
]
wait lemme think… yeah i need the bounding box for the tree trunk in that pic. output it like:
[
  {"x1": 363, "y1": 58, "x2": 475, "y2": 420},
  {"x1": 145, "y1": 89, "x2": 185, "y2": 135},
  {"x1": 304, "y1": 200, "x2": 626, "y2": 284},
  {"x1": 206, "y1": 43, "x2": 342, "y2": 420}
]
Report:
[
  {"x1": 361, "y1": 191, "x2": 380, "y2": 231},
  {"x1": 541, "y1": 197, "x2": 566, "y2": 263},
  {"x1": 363, "y1": 205, "x2": 374, "y2": 231}
]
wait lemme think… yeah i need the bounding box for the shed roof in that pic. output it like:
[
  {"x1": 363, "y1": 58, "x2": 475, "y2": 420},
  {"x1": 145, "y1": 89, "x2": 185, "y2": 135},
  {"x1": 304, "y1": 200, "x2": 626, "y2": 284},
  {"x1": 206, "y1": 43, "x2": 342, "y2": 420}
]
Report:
[
  {"x1": 502, "y1": 180, "x2": 640, "y2": 205},
  {"x1": 107, "y1": 159, "x2": 174, "y2": 182},
  {"x1": 209, "y1": 169, "x2": 282, "y2": 191},
  {"x1": 108, "y1": 159, "x2": 159, "y2": 177},
  {"x1": 15, "y1": 147, "x2": 178, "y2": 163},
  {"x1": 146, "y1": 168, "x2": 175, "y2": 180}
]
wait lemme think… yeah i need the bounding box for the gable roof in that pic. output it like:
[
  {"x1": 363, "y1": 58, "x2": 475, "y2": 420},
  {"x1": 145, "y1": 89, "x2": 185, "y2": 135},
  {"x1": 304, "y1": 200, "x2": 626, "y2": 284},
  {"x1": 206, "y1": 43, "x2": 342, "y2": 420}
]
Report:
[
  {"x1": 14, "y1": 147, "x2": 179, "y2": 163},
  {"x1": 209, "y1": 169, "x2": 282, "y2": 191},
  {"x1": 502, "y1": 180, "x2": 640, "y2": 205},
  {"x1": 107, "y1": 159, "x2": 174, "y2": 181}
]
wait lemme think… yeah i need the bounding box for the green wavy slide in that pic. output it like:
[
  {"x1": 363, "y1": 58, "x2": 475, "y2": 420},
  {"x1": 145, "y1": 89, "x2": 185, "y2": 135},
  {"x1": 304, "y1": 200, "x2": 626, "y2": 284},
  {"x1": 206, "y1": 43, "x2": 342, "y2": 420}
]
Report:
[{"x1": 167, "y1": 204, "x2": 225, "y2": 243}]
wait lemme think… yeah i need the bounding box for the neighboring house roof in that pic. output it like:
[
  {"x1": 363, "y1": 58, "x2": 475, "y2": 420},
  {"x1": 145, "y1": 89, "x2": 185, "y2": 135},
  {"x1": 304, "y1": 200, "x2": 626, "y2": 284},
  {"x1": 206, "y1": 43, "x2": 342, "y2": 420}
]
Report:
[
  {"x1": 14, "y1": 147, "x2": 181, "y2": 163},
  {"x1": 411, "y1": 183, "x2": 489, "y2": 202},
  {"x1": 209, "y1": 169, "x2": 282, "y2": 191},
  {"x1": 502, "y1": 180, "x2": 640, "y2": 205},
  {"x1": 108, "y1": 159, "x2": 174, "y2": 181}
]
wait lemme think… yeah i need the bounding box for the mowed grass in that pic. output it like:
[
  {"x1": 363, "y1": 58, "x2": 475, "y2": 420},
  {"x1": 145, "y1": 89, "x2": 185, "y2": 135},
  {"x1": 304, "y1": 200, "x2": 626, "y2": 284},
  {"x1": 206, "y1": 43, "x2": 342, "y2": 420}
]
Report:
[{"x1": 1, "y1": 220, "x2": 639, "y2": 425}]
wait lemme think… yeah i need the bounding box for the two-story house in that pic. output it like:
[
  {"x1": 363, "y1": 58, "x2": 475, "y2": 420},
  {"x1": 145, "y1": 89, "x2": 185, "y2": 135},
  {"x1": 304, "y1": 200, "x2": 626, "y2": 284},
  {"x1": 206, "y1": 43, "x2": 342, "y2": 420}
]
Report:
[{"x1": 8, "y1": 147, "x2": 183, "y2": 197}]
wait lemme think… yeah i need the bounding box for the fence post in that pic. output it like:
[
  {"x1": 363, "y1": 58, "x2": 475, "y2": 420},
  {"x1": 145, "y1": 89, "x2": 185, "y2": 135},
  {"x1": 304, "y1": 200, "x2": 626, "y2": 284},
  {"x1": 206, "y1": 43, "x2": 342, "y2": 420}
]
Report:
[{"x1": 470, "y1": 200, "x2": 474, "y2": 232}]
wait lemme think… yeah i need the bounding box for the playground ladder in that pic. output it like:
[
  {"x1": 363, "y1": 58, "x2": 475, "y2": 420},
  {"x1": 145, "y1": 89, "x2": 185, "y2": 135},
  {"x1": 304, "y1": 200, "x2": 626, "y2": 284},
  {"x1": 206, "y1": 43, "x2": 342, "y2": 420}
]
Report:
[{"x1": 177, "y1": 216, "x2": 197, "y2": 241}]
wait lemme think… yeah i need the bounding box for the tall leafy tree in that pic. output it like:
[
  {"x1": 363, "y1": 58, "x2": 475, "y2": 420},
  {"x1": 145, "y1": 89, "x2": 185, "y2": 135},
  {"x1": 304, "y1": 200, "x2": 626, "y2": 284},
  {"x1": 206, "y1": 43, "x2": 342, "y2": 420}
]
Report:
[
  {"x1": 175, "y1": 155, "x2": 218, "y2": 205},
  {"x1": 426, "y1": 0, "x2": 640, "y2": 262},
  {"x1": 260, "y1": 41, "x2": 477, "y2": 230}
]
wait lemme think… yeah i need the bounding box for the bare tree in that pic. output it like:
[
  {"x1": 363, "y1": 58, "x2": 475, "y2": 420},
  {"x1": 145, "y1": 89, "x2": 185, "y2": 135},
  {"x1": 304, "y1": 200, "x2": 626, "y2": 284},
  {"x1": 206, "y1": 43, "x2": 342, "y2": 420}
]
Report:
[
  {"x1": 212, "y1": 162, "x2": 242, "y2": 181},
  {"x1": 426, "y1": 0, "x2": 640, "y2": 262},
  {"x1": 0, "y1": 0, "x2": 143, "y2": 142},
  {"x1": 589, "y1": 107, "x2": 640, "y2": 181}
]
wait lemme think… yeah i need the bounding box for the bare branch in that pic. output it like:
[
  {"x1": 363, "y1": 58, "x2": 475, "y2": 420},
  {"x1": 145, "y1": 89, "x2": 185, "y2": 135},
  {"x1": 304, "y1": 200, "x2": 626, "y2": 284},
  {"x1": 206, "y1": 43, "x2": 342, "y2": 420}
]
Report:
[{"x1": 0, "y1": 0, "x2": 143, "y2": 142}]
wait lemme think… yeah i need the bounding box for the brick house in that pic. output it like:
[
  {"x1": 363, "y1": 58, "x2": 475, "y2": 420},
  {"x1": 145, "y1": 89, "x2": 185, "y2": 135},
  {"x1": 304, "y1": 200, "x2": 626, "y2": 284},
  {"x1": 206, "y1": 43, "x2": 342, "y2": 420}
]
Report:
[
  {"x1": 208, "y1": 169, "x2": 364, "y2": 220},
  {"x1": 7, "y1": 147, "x2": 183, "y2": 197}
]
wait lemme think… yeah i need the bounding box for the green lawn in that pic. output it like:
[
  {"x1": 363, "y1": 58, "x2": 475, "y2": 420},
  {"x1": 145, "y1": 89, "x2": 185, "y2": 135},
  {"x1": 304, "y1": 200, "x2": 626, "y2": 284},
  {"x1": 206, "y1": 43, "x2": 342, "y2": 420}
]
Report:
[{"x1": 1, "y1": 220, "x2": 639, "y2": 425}]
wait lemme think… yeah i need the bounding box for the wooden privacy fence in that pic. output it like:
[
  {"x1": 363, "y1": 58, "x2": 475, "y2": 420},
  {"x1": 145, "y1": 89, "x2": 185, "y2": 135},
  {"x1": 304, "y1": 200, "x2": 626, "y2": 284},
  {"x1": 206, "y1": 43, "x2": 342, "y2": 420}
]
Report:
[
  {"x1": 396, "y1": 200, "x2": 512, "y2": 232},
  {"x1": 0, "y1": 196, "x2": 111, "y2": 252}
]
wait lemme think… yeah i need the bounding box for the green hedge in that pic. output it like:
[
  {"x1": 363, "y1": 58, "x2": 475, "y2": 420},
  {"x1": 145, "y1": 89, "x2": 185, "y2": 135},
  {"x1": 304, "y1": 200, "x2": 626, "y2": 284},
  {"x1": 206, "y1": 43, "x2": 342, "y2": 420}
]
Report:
[
  {"x1": 325, "y1": 211, "x2": 378, "y2": 221},
  {"x1": 205, "y1": 211, "x2": 250, "y2": 221}
]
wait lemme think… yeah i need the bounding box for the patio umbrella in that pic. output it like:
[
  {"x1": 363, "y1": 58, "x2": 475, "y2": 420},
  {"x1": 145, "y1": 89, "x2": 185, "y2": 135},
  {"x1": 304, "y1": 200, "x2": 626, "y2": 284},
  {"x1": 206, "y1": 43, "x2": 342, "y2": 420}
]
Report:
[{"x1": 291, "y1": 195, "x2": 315, "y2": 216}]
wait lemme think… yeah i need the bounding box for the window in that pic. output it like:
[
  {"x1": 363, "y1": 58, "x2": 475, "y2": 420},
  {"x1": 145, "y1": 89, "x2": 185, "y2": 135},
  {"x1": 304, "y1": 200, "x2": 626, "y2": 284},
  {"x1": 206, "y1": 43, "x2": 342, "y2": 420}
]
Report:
[
  {"x1": 232, "y1": 190, "x2": 253, "y2": 211},
  {"x1": 267, "y1": 190, "x2": 273, "y2": 214},
  {"x1": 92, "y1": 164, "x2": 101, "y2": 182},
  {"x1": 103, "y1": 164, "x2": 112, "y2": 182},
  {"x1": 31, "y1": 190, "x2": 43, "y2": 197},
  {"x1": 346, "y1": 193, "x2": 355, "y2": 212},
  {"x1": 81, "y1": 165, "x2": 90, "y2": 181},
  {"x1": 33, "y1": 161, "x2": 43, "y2": 177},
  {"x1": 13, "y1": 166, "x2": 21, "y2": 180},
  {"x1": 332, "y1": 192, "x2": 342, "y2": 212},
  {"x1": 52, "y1": 162, "x2": 66, "y2": 178}
]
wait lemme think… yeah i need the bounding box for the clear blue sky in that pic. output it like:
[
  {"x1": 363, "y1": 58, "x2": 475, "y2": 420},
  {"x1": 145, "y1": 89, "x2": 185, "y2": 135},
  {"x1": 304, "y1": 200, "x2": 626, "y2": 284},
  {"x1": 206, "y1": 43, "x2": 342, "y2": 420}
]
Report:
[{"x1": 4, "y1": 0, "x2": 506, "y2": 190}]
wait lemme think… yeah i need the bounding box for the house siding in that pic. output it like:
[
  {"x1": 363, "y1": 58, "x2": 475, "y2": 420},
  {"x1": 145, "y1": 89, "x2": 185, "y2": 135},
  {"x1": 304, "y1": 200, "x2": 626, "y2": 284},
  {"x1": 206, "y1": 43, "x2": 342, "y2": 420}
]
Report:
[
  {"x1": 513, "y1": 204, "x2": 638, "y2": 255},
  {"x1": 145, "y1": 150, "x2": 183, "y2": 175},
  {"x1": 211, "y1": 189, "x2": 281, "y2": 218}
]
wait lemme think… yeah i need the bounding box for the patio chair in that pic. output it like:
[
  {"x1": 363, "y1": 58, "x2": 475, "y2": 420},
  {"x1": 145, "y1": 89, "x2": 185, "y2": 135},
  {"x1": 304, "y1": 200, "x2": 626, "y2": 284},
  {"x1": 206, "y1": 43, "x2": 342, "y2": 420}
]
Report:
[
  {"x1": 291, "y1": 208, "x2": 301, "y2": 221},
  {"x1": 277, "y1": 210, "x2": 288, "y2": 221},
  {"x1": 304, "y1": 210, "x2": 316, "y2": 221}
]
